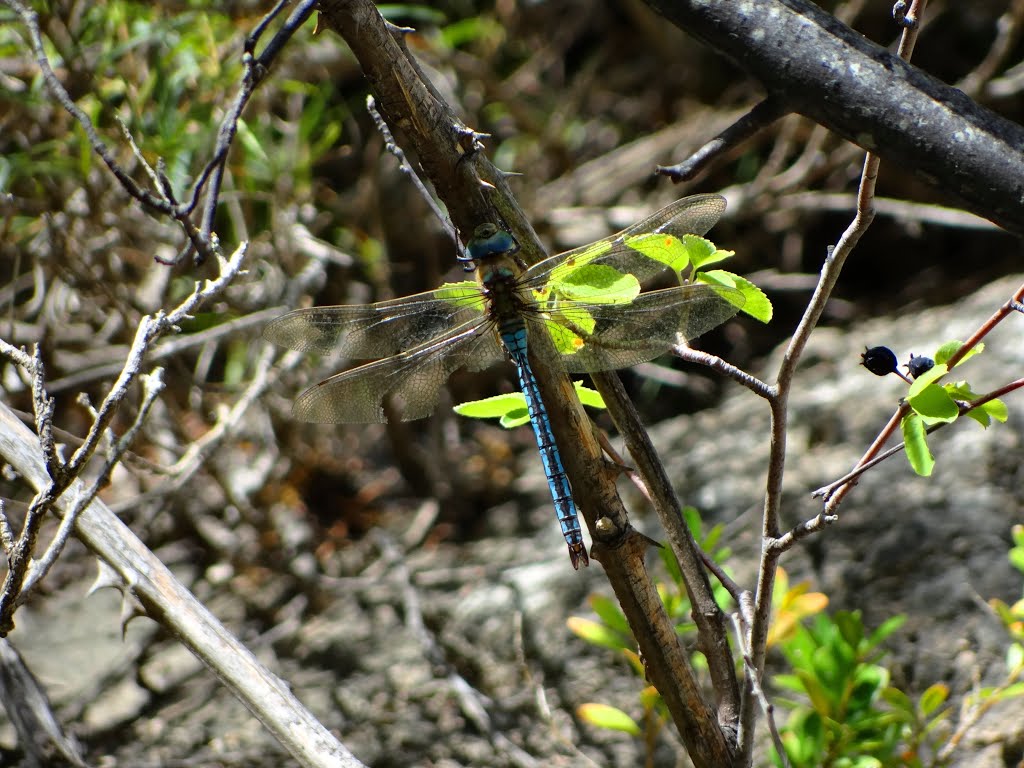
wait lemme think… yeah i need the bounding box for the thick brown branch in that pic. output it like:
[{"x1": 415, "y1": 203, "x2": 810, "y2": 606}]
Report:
[{"x1": 644, "y1": 0, "x2": 1024, "y2": 234}]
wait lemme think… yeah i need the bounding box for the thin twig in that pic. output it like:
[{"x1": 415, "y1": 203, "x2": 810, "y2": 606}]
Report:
[
  {"x1": 738, "y1": 2, "x2": 932, "y2": 758},
  {"x1": 368, "y1": 96, "x2": 463, "y2": 257},
  {"x1": 729, "y1": 612, "x2": 789, "y2": 768},
  {"x1": 657, "y1": 98, "x2": 789, "y2": 182}
]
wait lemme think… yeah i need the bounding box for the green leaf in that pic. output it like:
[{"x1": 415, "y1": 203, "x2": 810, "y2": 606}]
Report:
[
  {"x1": 658, "y1": 543, "x2": 685, "y2": 587},
  {"x1": 783, "y1": 709, "x2": 825, "y2": 763},
  {"x1": 547, "y1": 309, "x2": 595, "y2": 355},
  {"x1": 989, "y1": 598, "x2": 1017, "y2": 626},
  {"x1": 500, "y1": 409, "x2": 531, "y2": 428},
  {"x1": 546, "y1": 240, "x2": 614, "y2": 284},
  {"x1": 700, "y1": 270, "x2": 772, "y2": 323},
  {"x1": 575, "y1": 383, "x2": 607, "y2": 409},
  {"x1": 453, "y1": 392, "x2": 528, "y2": 419},
  {"x1": 795, "y1": 669, "x2": 834, "y2": 715},
  {"x1": 1012, "y1": 523, "x2": 1024, "y2": 549},
  {"x1": 176, "y1": 311, "x2": 233, "y2": 333},
  {"x1": 986, "y1": 681, "x2": 1024, "y2": 702},
  {"x1": 902, "y1": 412, "x2": 935, "y2": 476},
  {"x1": 577, "y1": 703, "x2": 642, "y2": 735},
  {"x1": 550, "y1": 264, "x2": 640, "y2": 304},
  {"x1": 702, "y1": 522, "x2": 724, "y2": 554},
  {"x1": 685, "y1": 236, "x2": 734, "y2": 271},
  {"x1": 638, "y1": 685, "x2": 663, "y2": 711},
  {"x1": 965, "y1": 409, "x2": 992, "y2": 428},
  {"x1": 880, "y1": 686, "x2": 913, "y2": 714},
  {"x1": 866, "y1": 615, "x2": 906, "y2": 648},
  {"x1": 1008, "y1": 642, "x2": 1024, "y2": 672},
  {"x1": 907, "y1": 383, "x2": 959, "y2": 423},
  {"x1": 589, "y1": 594, "x2": 632, "y2": 636},
  {"x1": 907, "y1": 362, "x2": 949, "y2": 397},
  {"x1": 943, "y1": 381, "x2": 977, "y2": 400},
  {"x1": 920, "y1": 683, "x2": 949, "y2": 716},
  {"x1": 772, "y1": 673, "x2": 808, "y2": 695},
  {"x1": 978, "y1": 398, "x2": 1009, "y2": 424},
  {"x1": 566, "y1": 617, "x2": 631, "y2": 652},
  {"x1": 453, "y1": 381, "x2": 605, "y2": 426},
  {"x1": 934, "y1": 340, "x2": 983, "y2": 367},
  {"x1": 1009, "y1": 547, "x2": 1024, "y2": 575},
  {"x1": 622, "y1": 232, "x2": 692, "y2": 271},
  {"x1": 682, "y1": 506, "x2": 703, "y2": 537}
]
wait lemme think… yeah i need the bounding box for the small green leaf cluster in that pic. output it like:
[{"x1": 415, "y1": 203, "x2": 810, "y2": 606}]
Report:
[
  {"x1": 453, "y1": 380, "x2": 605, "y2": 427},
  {"x1": 605, "y1": 231, "x2": 772, "y2": 324},
  {"x1": 771, "y1": 610, "x2": 949, "y2": 768},
  {"x1": 533, "y1": 231, "x2": 770, "y2": 359},
  {"x1": 657, "y1": 232, "x2": 772, "y2": 324},
  {"x1": 451, "y1": 232, "x2": 770, "y2": 422},
  {"x1": 775, "y1": 525, "x2": 1024, "y2": 767},
  {"x1": 568, "y1": 508, "x2": 732, "y2": 739},
  {"x1": 898, "y1": 342, "x2": 1007, "y2": 476},
  {"x1": 2, "y1": 4, "x2": 243, "y2": 193},
  {"x1": 566, "y1": 511, "x2": 1024, "y2": 766}
]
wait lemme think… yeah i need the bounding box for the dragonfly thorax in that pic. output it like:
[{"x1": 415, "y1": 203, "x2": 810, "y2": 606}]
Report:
[{"x1": 480, "y1": 261, "x2": 532, "y2": 337}]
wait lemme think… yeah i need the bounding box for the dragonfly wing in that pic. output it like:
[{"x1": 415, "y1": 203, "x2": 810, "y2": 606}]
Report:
[
  {"x1": 539, "y1": 283, "x2": 743, "y2": 374},
  {"x1": 264, "y1": 287, "x2": 487, "y2": 359},
  {"x1": 291, "y1": 321, "x2": 504, "y2": 423},
  {"x1": 521, "y1": 194, "x2": 727, "y2": 288}
]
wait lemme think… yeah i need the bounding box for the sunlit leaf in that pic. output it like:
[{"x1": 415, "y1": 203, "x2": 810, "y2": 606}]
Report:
[
  {"x1": 920, "y1": 683, "x2": 949, "y2": 716},
  {"x1": 567, "y1": 617, "x2": 630, "y2": 651},
  {"x1": 578, "y1": 703, "x2": 642, "y2": 735},
  {"x1": 453, "y1": 392, "x2": 527, "y2": 419},
  {"x1": 550, "y1": 264, "x2": 640, "y2": 304},
  {"x1": 454, "y1": 381, "x2": 604, "y2": 426},
  {"x1": 902, "y1": 412, "x2": 934, "y2": 476},
  {"x1": 934, "y1": 340, "x2": 983, "y2": 367},
  {"x1": 908, "y1": 383, "x2": 959, "y2": 422},
  {"x1": 907, "y1": 362, "x2": 949, "y2": 397},
  {"x1": 700, "y1": 269, "x2": 772, "y2": 323}
]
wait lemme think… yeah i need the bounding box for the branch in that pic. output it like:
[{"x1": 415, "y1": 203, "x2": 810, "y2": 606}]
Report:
[
  {"x1": 643, "y1": 0, "x2": 1024, "y2": 233},
  {"x1": 0, "y1": 400, "x2": 364, "y2": 768}
]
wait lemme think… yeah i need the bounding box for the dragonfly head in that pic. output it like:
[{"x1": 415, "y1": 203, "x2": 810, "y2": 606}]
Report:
[{"x1": 468, "y1": 223, "x2": 519, "y2": 261}]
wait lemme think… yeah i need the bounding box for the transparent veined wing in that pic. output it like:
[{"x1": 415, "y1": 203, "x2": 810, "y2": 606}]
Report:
[
  {"x1": 263, "y1": 284, "x2": 489, "y2": 360},
  {"x1": 520, "y1": 194, "x2": 727, "y2": 289},
  {"x1": 285, "y1": 318, "x2": 505, "y2": 423},
  {"x1": 528, "y1": 282, "x2": 743, "y2": 373}
]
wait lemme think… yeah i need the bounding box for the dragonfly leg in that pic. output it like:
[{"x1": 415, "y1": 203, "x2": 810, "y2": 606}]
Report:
[{"x1": 504, "y1": 331, "x2": 589, "y2": 569}]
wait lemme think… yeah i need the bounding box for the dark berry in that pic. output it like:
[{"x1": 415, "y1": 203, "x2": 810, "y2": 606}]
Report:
[
  {"x1": 906, "y1": 354, "x2": 935, "y2": 379},
  {"x1": 861, "y1": 346, "x2": 898, "y2": 376}
]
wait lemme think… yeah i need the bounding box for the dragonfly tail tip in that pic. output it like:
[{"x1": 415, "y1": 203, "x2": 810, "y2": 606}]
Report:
[{"x1": 569, "y1": 543, "x2": 590, "y2": 569}]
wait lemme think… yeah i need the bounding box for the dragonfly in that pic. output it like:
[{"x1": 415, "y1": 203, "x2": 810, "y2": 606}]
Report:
[{"x1": 264, "y1": 194, "x2": 743, "y2": 569}]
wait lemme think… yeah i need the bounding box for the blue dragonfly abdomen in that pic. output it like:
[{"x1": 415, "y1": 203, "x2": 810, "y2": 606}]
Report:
[
  {"x1": 500, "y1": 321, "x2": 588, "y2": 569},
  {"x1": 476, "y1": 252, "x2": 590, "y2": 569}
]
